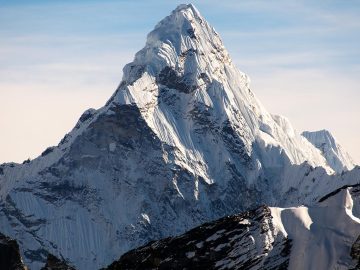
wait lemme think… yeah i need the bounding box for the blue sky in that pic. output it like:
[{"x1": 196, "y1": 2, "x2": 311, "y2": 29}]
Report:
[{"x1": 0, "y1": 0, "x2": 359, "y2": 163}]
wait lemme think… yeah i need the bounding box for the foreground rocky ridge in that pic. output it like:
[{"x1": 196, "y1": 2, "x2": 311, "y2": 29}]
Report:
[
  {"x1": 104, "y1": 206, "x2": 291, "y2": 270},
  {"x1": 0, "y1": 3, "x2": 359, "y2": 270},
  {"x1": 106, "y1": 185, "x2": 360, "y2": 270}
]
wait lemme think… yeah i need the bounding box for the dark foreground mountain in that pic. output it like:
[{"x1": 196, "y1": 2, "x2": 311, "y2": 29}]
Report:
[
  {"x1": 104, "y1": 206, "x2": 291, "y2": 270},
  {"x1": 0, "y1": 3, "x2": 359, "y2": 270},
  {"x1": 0, "y1": 233, "x2": 27, "y2": 270}
]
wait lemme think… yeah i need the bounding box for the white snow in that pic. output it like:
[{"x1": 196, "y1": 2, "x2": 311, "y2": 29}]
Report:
[
  {"x1": 214, "y1": 243, "x2": 229, "y2": 251},
  {"x1": 238, "y1": 218, "x2": 250, "y2": 225},
  {"x1": 302, "y1": 129, "x2": 356, "y2": 173},
  {"x1": 195, "y1": 241, "x2": 204, "y2": 248},
  {"x1": 270, "y1": 188, "x2": 360, "y2": 269},
  {"x1": 111, "y1": 2, "x2": 333, "y2": 180},
  {"x1": 185, "y1": 251, "x2": 195, "y2": 258},
  {"x1": 109, "y1": 142, "x2": 116, "y2": 152},
  {"x1": 141, "y1": 213, "x2": 151, "y2": 224}
]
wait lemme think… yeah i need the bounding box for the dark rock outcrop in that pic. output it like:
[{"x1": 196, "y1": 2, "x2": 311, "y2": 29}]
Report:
[
  {"x1": 104, "y1": 206, "x2": 291, "y2": 270},
  {"x1": 351, "y1": 235, "x2": 360, "y2": 270},
  {"x1": 40, "y1": 254, "x2": 76, "y2": 270},
  {"x1": 0, "y1": 233, "x2": 27, "y2": 270}
]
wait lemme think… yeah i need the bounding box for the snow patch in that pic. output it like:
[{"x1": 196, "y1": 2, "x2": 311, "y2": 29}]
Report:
[
  {"x1": 141, "y1": 213, "x2": 151, "y2": 224},
  {"x1": 109, "y1": 142, "x2": 116, "y2": 152},
  {"x1": 185, "y1": 251, "x2": 195, "y2": 259}
]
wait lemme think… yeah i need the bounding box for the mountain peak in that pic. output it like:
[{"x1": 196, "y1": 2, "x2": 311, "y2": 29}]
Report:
[
  {"x1": 157, "y1": 3, "x2": 204, "y2": 32},
  {"x1": 304, "y1": 129, "x2": 335, "y2": 146},
  {"x1": 302, "y1": 129, "x2": 355, "y2": 172},
  {"x1": 109, "y1": 2, "x2": 234, "y2": 102},
  {"x1": 108, "y1": 4, "x2": 330, "y2": 173},
  {"x1": 171, "y1": 3, "x2": 201, "y2": 19},
  {"x1": 174, "y1": 3, "x2": 197, "y2": 11}
]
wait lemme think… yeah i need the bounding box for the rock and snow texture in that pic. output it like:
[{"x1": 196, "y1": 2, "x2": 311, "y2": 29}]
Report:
[
  {"x1": 107, "y1": 187, "x2": 360, "y2": 270},
  {"x1": 0, "y1": 233, "x2": 73, "y2": 270},
  {"x1": 302, "y1": 129, "x2": 356, "y2": 173},
  {"x1": 105, "y1": 206, "x2": 291, "y2": 270},
  {"x1": 0, "y1": 3, "x2": 359, "y2": 270},
  {"x1": 40, "y1": 254, "x2": 76, "y2": 270}
]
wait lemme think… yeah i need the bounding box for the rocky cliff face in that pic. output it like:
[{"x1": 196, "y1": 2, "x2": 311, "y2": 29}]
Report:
[
  {"x1": 104, "y1": 206, "x2": 291, "y2": 270},
  {"x1": 0, "y1": 233, "x2": 27, "y2": 270},
  {"x1": 0, "y1": 4, "x2": 359, "y2": 270}
]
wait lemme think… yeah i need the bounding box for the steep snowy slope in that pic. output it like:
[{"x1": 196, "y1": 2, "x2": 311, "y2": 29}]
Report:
[
  {"x1": 0, "y1": 4, "x2": 359, "y2": 270},
  {"x1": 107, "y1": 186, "x2": 360, "y2": 270},
  {"x1": 302, "y1": 129, "x2": 355, "y2": 173}
]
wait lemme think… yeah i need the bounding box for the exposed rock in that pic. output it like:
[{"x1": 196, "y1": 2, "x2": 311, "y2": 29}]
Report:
[
  {"x1": 40, "y1": 254, "x2": 76, "y2": 270},
  {"x1": 0, "y1": 233, "x2": 27, "y2": 270},
  {"x1": 41, "y1": 254, "x2": 75, "y2": 270},
  {"x1": 351, "y1": 235, "x2": 360, "y2": 270},
  {"x1": 41, "y1": 147, "x2": 55, "y2": 157},
  {"x1": 104, "y1": 206, "x2": 291, "y2": 270}
]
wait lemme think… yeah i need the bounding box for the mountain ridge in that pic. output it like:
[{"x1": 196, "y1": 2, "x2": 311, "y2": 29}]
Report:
[{"x1": 302, "y1": 129, "x2": 355, "y2": 173}]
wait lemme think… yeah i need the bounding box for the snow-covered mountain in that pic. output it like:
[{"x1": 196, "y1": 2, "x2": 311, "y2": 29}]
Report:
[
  {"x1": 302, "y1": 129, "x2": 355, "y2": 173},
  {"x1": 106, "y1": 185, "x2": 360, "y2": 270},
  {"x1": 0, "y1": 4, "x2": 359, "y2": 270}
]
